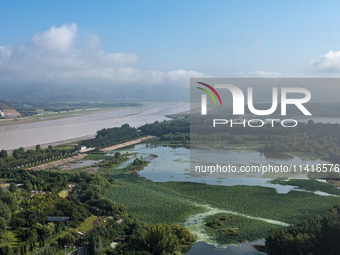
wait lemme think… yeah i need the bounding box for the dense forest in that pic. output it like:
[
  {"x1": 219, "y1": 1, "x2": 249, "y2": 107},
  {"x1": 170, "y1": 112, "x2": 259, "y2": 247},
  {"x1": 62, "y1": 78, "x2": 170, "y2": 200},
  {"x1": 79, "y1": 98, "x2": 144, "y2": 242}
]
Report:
[
  {"x1": 80, "y1": 124, "x2": 140, "y2": 148},
  {"x1": 193, "y1": 120, "x2": 340, "y2": 160},
  {"x1": 266, "y1": 205, "x2": 340, "y2": 255}
]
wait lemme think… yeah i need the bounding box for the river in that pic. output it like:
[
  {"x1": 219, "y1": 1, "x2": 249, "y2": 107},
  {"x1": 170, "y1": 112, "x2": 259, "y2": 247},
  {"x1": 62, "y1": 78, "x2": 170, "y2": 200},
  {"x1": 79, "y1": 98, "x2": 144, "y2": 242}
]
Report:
[{"x1": 0, "y1": 102, "x2": 189, "y2": 151}]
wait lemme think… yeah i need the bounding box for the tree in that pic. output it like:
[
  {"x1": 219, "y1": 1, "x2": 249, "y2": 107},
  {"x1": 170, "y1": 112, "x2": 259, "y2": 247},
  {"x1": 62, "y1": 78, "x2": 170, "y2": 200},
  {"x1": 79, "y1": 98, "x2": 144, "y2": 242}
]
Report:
[
  {"x1": 2, "y1": 193, "x2": 18, "y2": 212},
  {"x1": 0, "y1": 245, "x2": 13, "y2": 255},
  {"x1": 0, "y1": 217, "x2": 6, "y2": 237},
  {"x1": 28, "y1": 229, "x2": 38, "y2": 244},
  {"x1": 171, "y1": 225, "x2": 196, "y2": 245},
  {"x1": 35, "y1": 145, "x2": 41, "y2": 151},
  {"x1": 9, "y1": 183, "x2": 17, "y2": 193},
  {"x1": 58, "y1": 232, "x2": 76, "y2": 245},
  {"x1": 148, "y1": 224, "x2": 181, "y2": 255},
  {"x1": 36, "y1": 223, "x2": 55, "y2": 239},
  {"x1": 0, "y1": 150, "x2": 7, "y2": 159},
  {"x1": 12, "y1": 216, "x2": 25, "y2": 228},
  {"x1": 0, "y1": 187, "x2": 5, "y2": 198},
  {"x1": 0, "y1": 202, "x2": 11, "y2": 223}
]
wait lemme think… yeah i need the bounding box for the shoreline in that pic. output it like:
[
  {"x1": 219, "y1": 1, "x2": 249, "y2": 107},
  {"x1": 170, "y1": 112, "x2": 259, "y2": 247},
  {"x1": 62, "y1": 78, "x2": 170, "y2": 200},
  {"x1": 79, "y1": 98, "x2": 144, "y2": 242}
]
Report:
[
  {"x1": 1, "y1": 102, "x2": 190, "y2": 152},
  {"x1": 0, "y1": 107, "x2": 131, "y2": 127},
  {"x1": 5, "y1": 134, "x2": 96, "y2": 154}
]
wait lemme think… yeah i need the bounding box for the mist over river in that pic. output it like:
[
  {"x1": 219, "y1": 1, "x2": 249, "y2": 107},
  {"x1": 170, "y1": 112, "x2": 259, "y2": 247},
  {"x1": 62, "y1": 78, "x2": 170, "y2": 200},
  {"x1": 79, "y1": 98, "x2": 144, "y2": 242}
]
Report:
[{"x1": 0, "y1": 102, "x2": 189, "y2": 151}]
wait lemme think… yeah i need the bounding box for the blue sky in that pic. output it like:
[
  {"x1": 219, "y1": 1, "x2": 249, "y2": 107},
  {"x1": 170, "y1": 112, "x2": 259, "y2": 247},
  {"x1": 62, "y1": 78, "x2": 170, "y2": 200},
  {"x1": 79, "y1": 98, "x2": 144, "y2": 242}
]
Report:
[{"x1": 1, "y1": 0, "x2": 340, "y2": 87}]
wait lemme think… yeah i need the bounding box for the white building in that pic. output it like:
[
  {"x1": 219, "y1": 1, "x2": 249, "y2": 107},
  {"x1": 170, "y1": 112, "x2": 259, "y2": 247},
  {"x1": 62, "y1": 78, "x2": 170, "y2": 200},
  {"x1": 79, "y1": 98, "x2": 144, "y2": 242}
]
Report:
[{"x1": 77, "y1": 145, "x2": 86, "y2": 152}]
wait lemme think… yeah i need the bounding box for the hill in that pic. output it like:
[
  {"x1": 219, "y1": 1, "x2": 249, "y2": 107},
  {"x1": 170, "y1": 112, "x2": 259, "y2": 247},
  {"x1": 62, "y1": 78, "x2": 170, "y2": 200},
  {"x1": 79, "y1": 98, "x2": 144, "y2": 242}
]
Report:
[{"x1": 0, "y1": 102, "x2": 21, "y2": 118}]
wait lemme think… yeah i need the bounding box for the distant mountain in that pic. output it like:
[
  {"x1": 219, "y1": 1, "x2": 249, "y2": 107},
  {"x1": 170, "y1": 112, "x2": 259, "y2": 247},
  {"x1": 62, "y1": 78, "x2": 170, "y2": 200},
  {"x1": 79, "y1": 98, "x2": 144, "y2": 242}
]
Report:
[
  {"x1": 0, "y1": 84, "x2": 190, "y2": 103},
  {"x1": 0, "y1": 101, "x2": 15, "y2": 111},
  {"x1": 0, "y1": 101, "x2": 21, "y2": 118}
]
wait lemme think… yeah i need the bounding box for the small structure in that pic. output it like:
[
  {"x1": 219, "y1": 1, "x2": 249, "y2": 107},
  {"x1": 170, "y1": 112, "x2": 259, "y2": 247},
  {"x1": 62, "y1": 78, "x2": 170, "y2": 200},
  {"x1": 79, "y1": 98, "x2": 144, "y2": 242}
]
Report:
[
  {"x1": 47, "y1": 216, "x2": 70, "y2": 227},
  {"x1": 116, "y1": 235, "x2": 128, "y2": 242},
  {"x1": 117, "y1": 218, "x2": 125, "y2": 224},
  {"x1": 77, "y1": 145, "x2": 86, "y2": 152}
]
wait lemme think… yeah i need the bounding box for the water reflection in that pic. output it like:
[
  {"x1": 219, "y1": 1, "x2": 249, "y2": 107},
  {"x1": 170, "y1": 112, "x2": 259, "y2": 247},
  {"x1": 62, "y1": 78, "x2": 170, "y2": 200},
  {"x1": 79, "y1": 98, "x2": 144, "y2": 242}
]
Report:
[{"x1": 108, "y1": 144, "x2": 332, "y2": 194}]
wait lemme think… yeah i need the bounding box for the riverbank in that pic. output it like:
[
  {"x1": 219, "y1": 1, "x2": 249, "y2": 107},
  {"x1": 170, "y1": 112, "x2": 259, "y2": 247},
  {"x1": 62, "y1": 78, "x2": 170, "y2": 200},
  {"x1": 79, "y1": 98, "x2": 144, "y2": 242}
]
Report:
[
  {"x1": 0, "y1": 102, "x2": 190, "y2": 151},
  {"x1": 5, "y1": 134, "x2": 95, "y2": 154},
  {"x1": 0, "y1": 107, "x2": 117, "y2": 126}
]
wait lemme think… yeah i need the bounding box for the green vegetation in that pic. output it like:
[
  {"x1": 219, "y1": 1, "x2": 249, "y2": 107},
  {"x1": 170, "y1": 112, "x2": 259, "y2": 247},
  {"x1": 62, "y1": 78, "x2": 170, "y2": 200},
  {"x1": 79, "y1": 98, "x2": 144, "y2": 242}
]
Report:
[
  {"x1": 80, "y1": 124, "x2": 141, "y2": 148},
  {"x1": 139, "y1": 119, "x2": 190, "y2": 145},
  {"x1": 87, "y1": 220, "x2": 196, "y2": 255},
  {"x1": 191, "y1": 120, "x2": 340, "y2": 161},
  {"x1": 0, "y1": 168, "x2": 198, "y2": 255},
  {"x1": 139, "y1": 117, "x2": 340, "y2": 162},
  {"x1": 158, "y1": 182, "x2": 340, "y2": 224},
  {"x1": 58, "y1": 190, "x2": 68, "y2": 198},
  {"x1": 270, "y1": 178, "x2": 340, "y2": 195},
  {"x1": 124, "y1": 157, "x2": 149, "y2": 173},
  {"x1": 105, "y1": 164, "x2": 340, "y2": 225},
  {"x1": 266, "y1": 205, "x2": 340, "y2": 255},
  {"x1": 75, "y1": 215, "x2": 97, "y2": 233},
  {"x1": 204, "y1": 213, "x2": 283, "y2": 245},
  {"x1": 0, "y1": 144, "x2": 76, "y2": 170},
  {"x1": 2, "y1": 117, "x2": 340, "y2": 253}
]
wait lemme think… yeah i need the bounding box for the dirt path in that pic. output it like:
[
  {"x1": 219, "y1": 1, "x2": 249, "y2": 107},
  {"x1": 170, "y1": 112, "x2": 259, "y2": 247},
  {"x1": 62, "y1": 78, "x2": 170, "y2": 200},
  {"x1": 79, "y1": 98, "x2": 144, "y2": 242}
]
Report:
[
  {"x1": 27, "y1": 136, "x2": 155, "y2": 170},
  {"x1": 28, "y1": 154, "x2": 88, "y2": 171},
  {"x1": 100, "y1": 136, "x2": 156, "y2": 152}
]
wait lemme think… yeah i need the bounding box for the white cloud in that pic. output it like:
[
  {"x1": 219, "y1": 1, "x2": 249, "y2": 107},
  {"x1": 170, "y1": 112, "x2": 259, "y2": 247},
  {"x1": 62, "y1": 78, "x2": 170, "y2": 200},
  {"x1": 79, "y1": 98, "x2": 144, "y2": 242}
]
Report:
[
  {"x1": 308, "y1": 50, "x2": 340, "y2": 74},
  {"x1": 0, "y1": 24, "x2": 209, "y2": 87},
  {"x1": 247, "y1": 70, "x2": 281, "y2": 78},
  {"x1": 31, "y1": 24, "x2": 78, "y2": 51},
  {"x1": 0, "y1": 45, "x2": 12, "y2": 57},
  {"x1": 143, "y1": 69, "x2": 211, "y2": 84}
]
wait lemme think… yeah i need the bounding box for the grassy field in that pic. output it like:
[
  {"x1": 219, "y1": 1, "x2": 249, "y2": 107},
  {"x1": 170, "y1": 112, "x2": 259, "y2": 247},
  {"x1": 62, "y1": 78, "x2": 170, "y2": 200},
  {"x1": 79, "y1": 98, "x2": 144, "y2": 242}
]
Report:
[
  {"x1": 102, "y1": 159, "x2": 340, "y2": 226},
  {"x1": 76, "y1": 215, "x2": 97, "y2": 233},
  {"x1": 106, "y1": 167, "x2": 204, "y2": 224},
  {"x1": 0, "y1": 229, "x2": 22, "y2": 248}
]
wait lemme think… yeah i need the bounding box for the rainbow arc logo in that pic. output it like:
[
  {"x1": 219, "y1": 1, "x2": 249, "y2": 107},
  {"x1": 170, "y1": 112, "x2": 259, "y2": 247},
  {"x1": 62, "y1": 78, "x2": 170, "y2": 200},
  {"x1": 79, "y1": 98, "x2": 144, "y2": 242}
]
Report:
[
  {"x1": 196, "y1": 82, "x2": 223, "y2": 115},
  {"x1": 196, "y1": 82, "x2": 223, "y2": 106}
]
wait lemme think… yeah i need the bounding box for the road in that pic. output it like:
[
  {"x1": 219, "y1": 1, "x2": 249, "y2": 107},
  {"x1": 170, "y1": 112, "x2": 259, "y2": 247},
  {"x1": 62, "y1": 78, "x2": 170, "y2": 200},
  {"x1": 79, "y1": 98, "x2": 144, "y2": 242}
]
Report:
[
  {"x1": 27, "y1": 153, "x2": 88, "y2": 171},
  {"x1": 78, "y1": 244, "x2": 91, "y2": 255},
  {"x1": 100, "y1": 135, "x2": 155, "y2": 152}
]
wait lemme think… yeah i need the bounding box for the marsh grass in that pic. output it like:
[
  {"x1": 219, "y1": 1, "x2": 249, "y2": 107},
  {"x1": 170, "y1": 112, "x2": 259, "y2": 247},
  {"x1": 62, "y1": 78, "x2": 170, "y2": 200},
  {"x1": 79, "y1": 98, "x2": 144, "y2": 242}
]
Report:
[{"x1": 203, "y1": 213, "x2": 283, "y2": 245}]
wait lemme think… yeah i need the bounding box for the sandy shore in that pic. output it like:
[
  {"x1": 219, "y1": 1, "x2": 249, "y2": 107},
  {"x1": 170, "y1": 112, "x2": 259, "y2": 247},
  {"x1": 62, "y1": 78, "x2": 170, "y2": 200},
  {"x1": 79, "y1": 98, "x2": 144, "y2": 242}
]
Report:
[
  {"x1": 0, "y1": 108, "x2": 116, "y2": 127},
  {"x1": 6, "y1": 134, "x2": 95, "y2": 154}
]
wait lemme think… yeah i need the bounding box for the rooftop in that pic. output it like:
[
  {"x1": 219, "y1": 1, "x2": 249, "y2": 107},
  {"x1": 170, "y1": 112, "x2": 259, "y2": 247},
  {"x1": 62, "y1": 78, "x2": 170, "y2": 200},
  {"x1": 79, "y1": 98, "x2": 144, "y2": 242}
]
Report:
[{"x1": 47, "y1": 216, "x2": 69, "y2": 222}]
